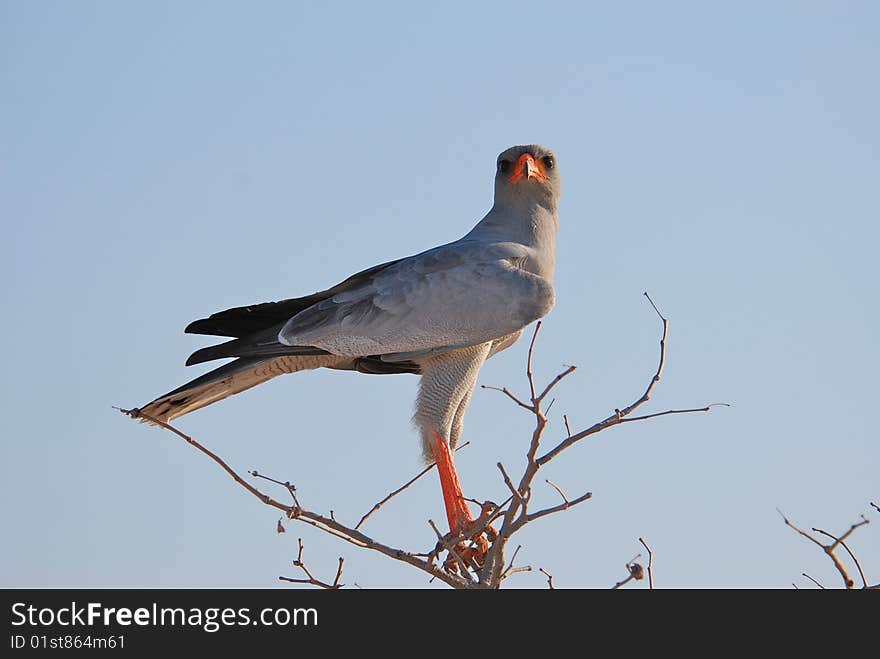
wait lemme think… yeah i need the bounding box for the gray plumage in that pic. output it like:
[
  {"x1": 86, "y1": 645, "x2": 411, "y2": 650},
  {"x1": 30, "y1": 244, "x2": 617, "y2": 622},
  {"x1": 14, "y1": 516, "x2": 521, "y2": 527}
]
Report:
[{"x1": 134, "y1": 144, "x2": 561, "y2": 460}]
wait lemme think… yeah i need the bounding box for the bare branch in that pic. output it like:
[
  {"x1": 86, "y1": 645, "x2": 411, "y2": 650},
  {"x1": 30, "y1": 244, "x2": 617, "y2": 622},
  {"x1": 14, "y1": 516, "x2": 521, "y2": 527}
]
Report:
[
  {"x1": 537, "y1": 405, "x2": 719, "y2": 466},
  {"x1": 544, "y1": 479, "x2": 569, "y2": 506},
  {"x1": 813, "y1": 522, "x2": 869, "y2": 589},
  {"x1": 355, "y1": 442, "x2": 470, "y2": 530},
  {"x1": 777, "y1": 509, "x2": 825, "y2": 549},
  {"x1": 480, "y1": 296, "x2": 708, "y2": 587},
  {"x1": 619, "y1": 291, "x2": 667, "y2": 417},
  {"x1": 501, "y1": 545, "x2": 532, "y2": 581},
  {"x1": 779, "y1": 509, "x2": 870, "y2": 589},
  {"x1": 480, "y1": 384, "x2": 533, "y2": 411},
  {"x1": 639, "y1": 537, "x2": 654, "y2": 590},
  {"x1": 484, "y1": 327, "x2": 575, "y2": 413},
  {"x1": 813, "y1": 529, "x2": 866, "y2": 590},
  {"x1": 120, "y1": 407, "x2": 470, "y2": 589},
  {"x1": 332, "y1": 557, "x2": 345, "y2": 588},
  {"x1": 497, "y1": 462, "x2": 524, "y2": 503},
  {"x1": 622, "y1": 404, "x2": 728, "y2": 423},
  {"x1": 824, "y1": 516, "x2": 869, "y2": 550},
  {"x1": 502, "y1": 544, "x2": 523, "y2": 578},
  {"x1": 802, "y1": 573, "x2": 826, "y2": 589},
  {"x1": 527, "y1": 321, "x2": 541, "y2": 403},
  {"x1": 278, "y1": 539, "x2": 344, "y2": 589},
  {"x1": 119, "y1": 407, "x2": 293, "y2": 511},
  {"x1": 250, "y1": 470, "x2": 300, "y2": 508},
  {"x1": 535, "y1": 298, "x2": 722, "y2": 467},
  {"x1": 539, "y1": 567, "x2": 555, "y2": 589},
  {"x1": 525, "y1": 490, "x2": 592, "y2": 524},
  {"x1": 535, "y1": 365, "x2": 577, "y2": 405}
]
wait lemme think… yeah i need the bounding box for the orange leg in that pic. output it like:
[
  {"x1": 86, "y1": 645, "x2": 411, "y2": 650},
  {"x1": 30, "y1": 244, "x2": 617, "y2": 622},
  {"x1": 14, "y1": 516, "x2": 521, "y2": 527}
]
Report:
[{"x1": 430, "y1": 431, "x2": 474, "y2": 532}]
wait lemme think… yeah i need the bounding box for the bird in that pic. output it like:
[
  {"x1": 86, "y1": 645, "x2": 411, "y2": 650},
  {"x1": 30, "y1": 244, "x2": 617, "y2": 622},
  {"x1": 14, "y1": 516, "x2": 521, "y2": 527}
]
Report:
[{"x1": 128, "y1": 144, "x2": 561, "y2": 542}]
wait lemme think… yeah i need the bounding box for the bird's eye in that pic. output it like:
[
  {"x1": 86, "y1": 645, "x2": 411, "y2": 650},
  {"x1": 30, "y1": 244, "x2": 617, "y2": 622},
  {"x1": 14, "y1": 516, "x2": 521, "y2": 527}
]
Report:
[
  {"x1": 541, "y1": 155, "x2": 555, "y2": 170},
  {"x1": 498, "y1": 159, "x2": 511, "y2": 174}
]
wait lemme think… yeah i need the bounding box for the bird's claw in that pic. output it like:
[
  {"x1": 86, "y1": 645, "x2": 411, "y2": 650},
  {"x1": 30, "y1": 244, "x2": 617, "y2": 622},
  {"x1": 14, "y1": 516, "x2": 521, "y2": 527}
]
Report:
[{"x1": 441, "y1": 519, "x2": 498, "y2": 575}]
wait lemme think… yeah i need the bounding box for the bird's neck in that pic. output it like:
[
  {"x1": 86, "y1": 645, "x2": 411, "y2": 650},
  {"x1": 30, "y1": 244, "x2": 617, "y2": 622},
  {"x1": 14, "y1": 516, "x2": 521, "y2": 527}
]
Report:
[{"x1": 466, "y1": 202, "x2": 558, "y2": 282}]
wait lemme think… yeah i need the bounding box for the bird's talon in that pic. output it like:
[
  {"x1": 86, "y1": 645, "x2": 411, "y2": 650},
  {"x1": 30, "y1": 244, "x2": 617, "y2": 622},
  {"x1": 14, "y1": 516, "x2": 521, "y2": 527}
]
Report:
[{"x1": 439, "y1": 520, "x2": 499, "y2": 574}]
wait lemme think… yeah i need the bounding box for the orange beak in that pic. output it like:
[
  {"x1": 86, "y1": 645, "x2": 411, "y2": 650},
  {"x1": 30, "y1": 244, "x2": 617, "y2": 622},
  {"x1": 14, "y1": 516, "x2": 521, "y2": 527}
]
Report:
[{"x1": 507, "y1": 153, "x2": 548, "y2": 183}]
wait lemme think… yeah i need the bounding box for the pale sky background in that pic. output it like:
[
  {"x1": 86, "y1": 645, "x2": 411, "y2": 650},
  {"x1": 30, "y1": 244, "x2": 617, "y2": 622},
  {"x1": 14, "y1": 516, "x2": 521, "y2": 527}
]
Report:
[{"x1": 2, "y1": 2, "x2": 877, "y2": 588}]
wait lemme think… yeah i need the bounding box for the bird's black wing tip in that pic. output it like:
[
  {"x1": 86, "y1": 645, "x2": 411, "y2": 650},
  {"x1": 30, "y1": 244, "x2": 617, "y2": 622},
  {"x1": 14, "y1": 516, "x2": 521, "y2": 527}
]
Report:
[{"x1": 184, "y1": 318, "x2": 214, "y2": 335}]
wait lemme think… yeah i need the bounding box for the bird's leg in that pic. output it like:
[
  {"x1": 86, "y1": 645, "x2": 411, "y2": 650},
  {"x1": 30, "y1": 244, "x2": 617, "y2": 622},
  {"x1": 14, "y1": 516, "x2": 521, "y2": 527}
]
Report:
[
  {"x1": 430, "y1": 431, "x2": 474, "y2": 532},
  {"x1": 431, "y1": 431, "x2": 481, "y2": 575},
  {"x1": 448, "y1": 391, "x2": 498, "y2": 553},
  {"x1": 431, "y1": 431, "x2": 499, "y2": 575},
  {"x1": 416, "y1": 343, "x2": 495, "y2": 573}
]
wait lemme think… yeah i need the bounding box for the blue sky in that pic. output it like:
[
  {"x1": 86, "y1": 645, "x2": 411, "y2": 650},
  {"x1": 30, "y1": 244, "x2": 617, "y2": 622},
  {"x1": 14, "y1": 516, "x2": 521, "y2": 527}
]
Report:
[{"x1": 2, "y1": 1, "x2": 877, "y2": 588}]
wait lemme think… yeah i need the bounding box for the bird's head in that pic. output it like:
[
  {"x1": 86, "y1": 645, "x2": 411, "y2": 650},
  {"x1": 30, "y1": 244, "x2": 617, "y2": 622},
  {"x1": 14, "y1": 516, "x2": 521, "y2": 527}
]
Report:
[{"x1": 493, "y1": 144, "x2": 560, "y2": 211}]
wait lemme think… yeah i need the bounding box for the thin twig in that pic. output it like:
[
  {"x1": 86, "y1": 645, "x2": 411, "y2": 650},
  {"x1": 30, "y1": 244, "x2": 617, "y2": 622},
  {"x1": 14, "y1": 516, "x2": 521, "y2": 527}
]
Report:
[
  {"x1": 497, "y1": 462, "x2": 524, "y2": 503},
  {"x1": 825, "y1": 517, "x2": 869, "y2": 551},
  {"x1": 777, "y1": 509, "x2": 825, "y2": 550},
  {"x1": 480, "y1": 385, "x2": 533, "y2": 411},
  {"x1": 502, "y1": 544, "x2": 522, "y2": 576},
  {"x1": 250, "y1": 470, "x2": 300, "y2": 507},
  {"x1": 525, "y1": 490, "x2": 592, "y2": 523},
  {"x1": 619, "y1": 291, "x2": 668, "y2": 417},
  {"x1": 535, "y1": 365, "x2": 577, "y2": 405},
  {"x1": 539, "y1": 567, "x2": 555, "y2": 589},
  {"x1": 355, "y1": 442, "x2": 470, "y2": 530},
  {"x1": 501, "y1": 545, "x2": 532, "y2": 581},
  {"x1": 622, "y1": 405, "x2": 727, "y2": 423},
  {"x1": 332, "y1": 557, "x2": 345, "y2": 588},
  {"x1": 545, "y1": 479, "x2": 570, "y2": 506},
  {"x1": 527, "y1": 321, "x2": 541, "y2": 403},
  {"x1": 802, "y1": 573, "x2": 826, "y2": 589},
  {"x1": 118, "y1": 407, "x2": 292, "y2": 511},
  {"x1": 279, "y1": 539, "x2": 344, "y2": 589},
  {"x1": 639, "y1": 537, "x2": 654, "y2": 590}
]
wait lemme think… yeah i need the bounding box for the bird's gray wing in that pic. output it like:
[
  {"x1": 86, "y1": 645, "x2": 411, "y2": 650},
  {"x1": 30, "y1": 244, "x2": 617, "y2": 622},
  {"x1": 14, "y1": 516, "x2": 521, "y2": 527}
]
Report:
[
  {"x1": 185, "y1": 257, "x2": 405, "y2": 338},
  {"x1": 277, "y1": 239, "x2": 554, "y2": 359}
]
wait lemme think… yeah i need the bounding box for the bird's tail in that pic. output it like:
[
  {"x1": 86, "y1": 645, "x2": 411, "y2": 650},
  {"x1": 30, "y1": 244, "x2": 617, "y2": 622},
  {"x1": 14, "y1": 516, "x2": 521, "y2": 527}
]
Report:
[{"x1": 127, "y1": 355, "x2": 347, "y2": 424}]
